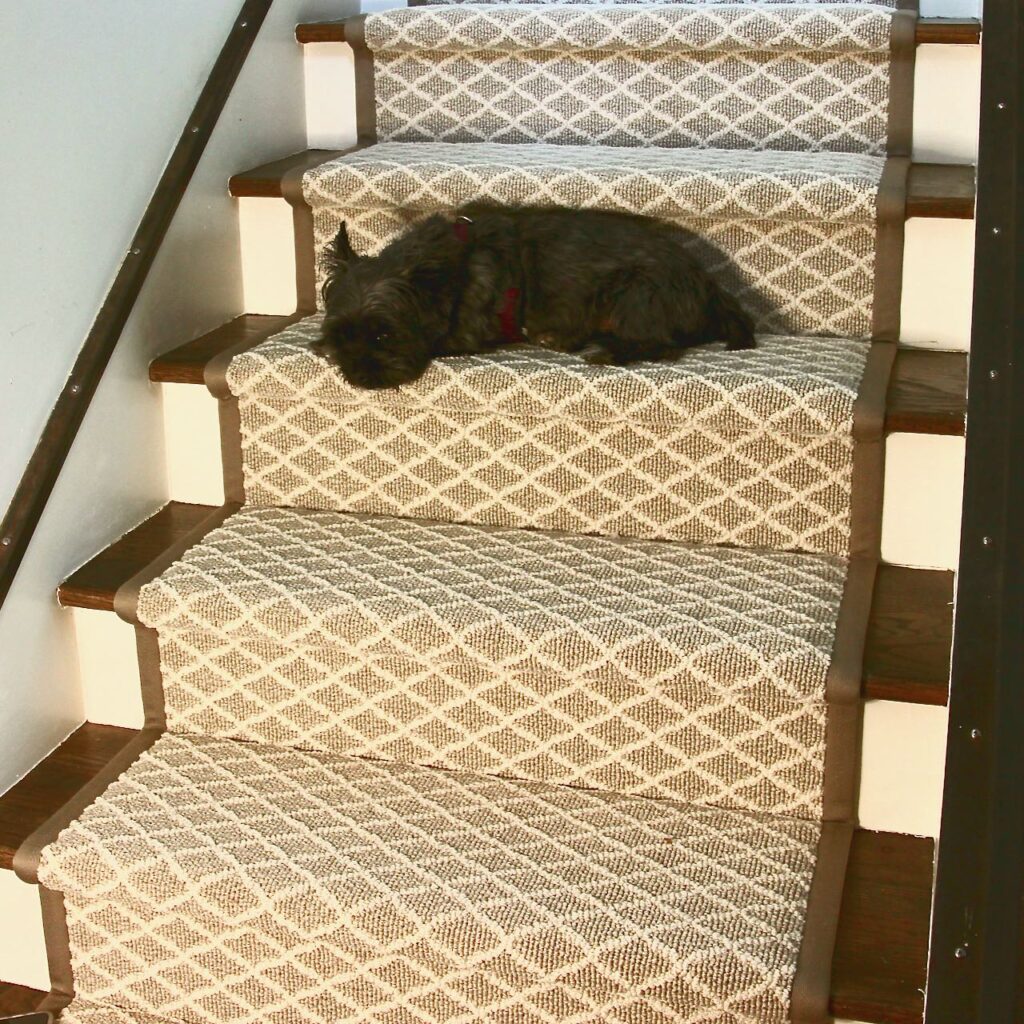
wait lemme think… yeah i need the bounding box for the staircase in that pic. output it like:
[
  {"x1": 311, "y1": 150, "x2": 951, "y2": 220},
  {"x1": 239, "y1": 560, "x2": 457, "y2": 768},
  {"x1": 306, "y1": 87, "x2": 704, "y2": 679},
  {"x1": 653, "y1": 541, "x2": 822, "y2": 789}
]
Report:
[{"x1": 0, "y1": 2, "x2": 978, "y2": 1022}]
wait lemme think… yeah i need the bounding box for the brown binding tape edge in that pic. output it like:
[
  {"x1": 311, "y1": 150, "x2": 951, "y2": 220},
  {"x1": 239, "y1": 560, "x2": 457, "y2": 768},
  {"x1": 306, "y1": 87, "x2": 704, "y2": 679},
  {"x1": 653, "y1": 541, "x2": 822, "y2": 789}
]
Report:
[{"x1": 790, "y1": 821, "x2": 856, "y2": 1024}]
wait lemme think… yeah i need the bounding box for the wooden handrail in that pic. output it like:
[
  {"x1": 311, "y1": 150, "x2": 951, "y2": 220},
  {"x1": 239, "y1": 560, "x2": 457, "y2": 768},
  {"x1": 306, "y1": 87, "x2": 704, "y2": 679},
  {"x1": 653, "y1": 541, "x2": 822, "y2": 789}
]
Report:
[{"x1": 0, "y1": 0, "x2": 275, "y2": 609}]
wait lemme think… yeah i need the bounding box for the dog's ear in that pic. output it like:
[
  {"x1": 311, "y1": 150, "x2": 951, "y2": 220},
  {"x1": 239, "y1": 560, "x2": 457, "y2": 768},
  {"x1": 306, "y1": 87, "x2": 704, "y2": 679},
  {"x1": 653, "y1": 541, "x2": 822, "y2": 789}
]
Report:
[{"x1": 331, "y1": 223, "x2": 359, "y2": 268}]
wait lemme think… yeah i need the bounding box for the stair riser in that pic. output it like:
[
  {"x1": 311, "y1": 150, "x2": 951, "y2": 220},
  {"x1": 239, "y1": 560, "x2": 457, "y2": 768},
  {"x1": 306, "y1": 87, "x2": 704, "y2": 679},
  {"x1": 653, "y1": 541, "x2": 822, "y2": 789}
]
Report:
[
  {"x1": 0, "y1": 872, "x2": 47, "y2": 990},
  {"x1": 921, "y1": 0, "x2": 981, "y2": 19},
  {"x1": 303, "y1": 40, "x2": 980, "y2": 163},
  {"x1": 69, "y1": 596, "x2": 948, "y2": 839},
  {"x1": 237, "y1": 195, "x2": 976, "y2": 352},
  {"x1": 158, "y1": 380, "x2": 966, "y2": 572}
]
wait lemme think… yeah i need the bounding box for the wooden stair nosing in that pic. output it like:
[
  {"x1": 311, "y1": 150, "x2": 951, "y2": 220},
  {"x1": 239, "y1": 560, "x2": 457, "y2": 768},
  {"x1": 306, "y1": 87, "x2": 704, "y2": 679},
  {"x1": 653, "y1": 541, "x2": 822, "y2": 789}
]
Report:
[
  {"x1": 295, "y1": 16, "x2": 982, "y2": 46},
  {"x1": 57, "y1": 501, "x2": 952, "y2": 707},
  {"x1": 147, "y1": 315, "x2": 968, "y2": 439},
  {"x1": 147, "y1": 314, "x2": 295, "y2": 385},
  {"x1": 0, "y1": 723, "x2": 933, "y2": 1024},
  {"x1": 0, "y1": 981, "x2": 46, "y2": 1017},
  {"x1": 0, "y1": 723, "x2": 137, "y2": 872},
  {"x1": 228, "y1": 150, "x2": 977, "y2": 220},
  {"x1": 227, "y1": 149, "x2": 346, "y2": 199}
]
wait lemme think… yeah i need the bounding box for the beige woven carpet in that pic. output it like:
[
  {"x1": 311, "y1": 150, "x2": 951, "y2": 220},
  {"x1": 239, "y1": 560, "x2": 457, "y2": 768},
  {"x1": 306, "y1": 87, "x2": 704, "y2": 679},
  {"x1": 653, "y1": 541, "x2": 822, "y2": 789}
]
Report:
[
  {"x1": 135, "y1": 504, "x2": 846, "y2": 817},
  {"x1": 417, "y1": 0, "x2": 898, "y2": 6},
  {"x1": 30, "y1": 2, "x2": 902, "y2": 1019},
  {"x1": 40, "y1": 733, "x2": 821, "y2": 1024},
  {"x1": 226, "y1": 318, "x2": 869, "y2": 555},
  {"x1": 303, "y1": 143, "x2": 887, "y2": 338},
  {"x1": 361, "y1": 5, "x2": 897, "y2": 154}
]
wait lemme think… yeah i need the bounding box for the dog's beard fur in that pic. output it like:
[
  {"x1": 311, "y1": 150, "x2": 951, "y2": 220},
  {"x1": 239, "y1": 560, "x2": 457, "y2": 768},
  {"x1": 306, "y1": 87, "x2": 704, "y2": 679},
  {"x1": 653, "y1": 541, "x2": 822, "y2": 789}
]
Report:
[{"x1": 315, "y1": 206, "x2": 756, "y2": 390}]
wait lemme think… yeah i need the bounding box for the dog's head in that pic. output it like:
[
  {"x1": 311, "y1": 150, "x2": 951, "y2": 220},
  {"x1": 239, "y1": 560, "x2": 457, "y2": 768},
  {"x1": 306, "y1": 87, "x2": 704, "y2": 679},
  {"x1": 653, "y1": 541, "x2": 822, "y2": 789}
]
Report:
[{"x1": 312, "y1": 224, "x2": 437, "y2": 390}]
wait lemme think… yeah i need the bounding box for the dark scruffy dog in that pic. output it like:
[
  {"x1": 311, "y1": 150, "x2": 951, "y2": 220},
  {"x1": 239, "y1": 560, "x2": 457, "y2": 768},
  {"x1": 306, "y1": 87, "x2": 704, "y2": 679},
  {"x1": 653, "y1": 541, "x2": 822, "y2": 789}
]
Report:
[{"x1": 314, "y1": 205, "x2": 755, "y2": 390}]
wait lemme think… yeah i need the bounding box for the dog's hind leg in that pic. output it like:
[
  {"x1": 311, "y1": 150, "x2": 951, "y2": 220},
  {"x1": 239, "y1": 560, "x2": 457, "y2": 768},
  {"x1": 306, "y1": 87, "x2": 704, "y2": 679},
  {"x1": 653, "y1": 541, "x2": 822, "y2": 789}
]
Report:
[
  {"x1": 706, "y1": 284, "x2": 757, "y2": 350},
  {"x1": 585, "y1": 272, "x2": 682, "y2": 365},
  {"x1": 582, "y1": 334, "x2": 679, "y2": 366}
]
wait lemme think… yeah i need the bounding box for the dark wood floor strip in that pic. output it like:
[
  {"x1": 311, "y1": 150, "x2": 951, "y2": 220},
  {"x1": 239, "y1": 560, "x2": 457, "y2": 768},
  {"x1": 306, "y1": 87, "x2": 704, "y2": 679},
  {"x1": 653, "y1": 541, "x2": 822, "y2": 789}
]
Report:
[
  {"x1": 865, "y1": 566, "x2": 953, "y2": 706},
  {"x1": 887, "y1": 350, "x2": 967, "y2": 437},
  {"x1": 296, "y1": 18, "x2": 982, "y2": 46},
  {"x1": 228, "y1": 150, "x2": 344, "y2": 198},
  {"x1": 228, "y1": 150, "x2": 977, "y2": 221},
  {"x1": 0, "y1": 981, "x2": 46, "y2": 1016},
  {"x1": 915, "y1": 17, "x2": 982, "y2": 45},
  {"x1": 58, "y1": 503, "x2": 215, "y2": 612},
  {"x1": 0, "y1": 724, "x2": 138, "y2": 871},
  {"x1": 831, "y1": 830, "x2": 935, "y2": 1024},
  {"x1": 906, "y1": 163, "x2": 976, "y2": 219}
]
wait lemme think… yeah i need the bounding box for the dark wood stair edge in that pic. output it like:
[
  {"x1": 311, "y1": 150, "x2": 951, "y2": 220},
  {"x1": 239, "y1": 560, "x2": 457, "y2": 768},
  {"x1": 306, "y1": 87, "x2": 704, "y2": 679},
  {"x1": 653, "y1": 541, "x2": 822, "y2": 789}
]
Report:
[
  {"x1": 228, "y1": 150, "x2": 977, "y2": 220},
  {"x1": 57, "y1": 501, "x2": 953, "y2": 707},
  {"x1": 296, "y1": 16, "x2": 981, "y2": 46},
  {"x1": 0, "y1": 723, "x2": 137, "y2": 872},
  {"x1": 0, "y1": 981, "x2": 46, "y2": 1017},
  {"x1": 148, "y1": 315, "x2": 968, "y2": 439},
  {"x1": 0, "y1": 721, "x2": 933, "y2": 1024}
]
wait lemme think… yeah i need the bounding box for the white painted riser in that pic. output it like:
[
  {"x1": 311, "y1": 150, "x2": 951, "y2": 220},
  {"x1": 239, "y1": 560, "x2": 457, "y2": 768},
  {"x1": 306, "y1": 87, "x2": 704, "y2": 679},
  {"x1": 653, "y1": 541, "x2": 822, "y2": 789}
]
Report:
[{"x1": 303, "y1": 42, "x2": 981, "y2": 165}]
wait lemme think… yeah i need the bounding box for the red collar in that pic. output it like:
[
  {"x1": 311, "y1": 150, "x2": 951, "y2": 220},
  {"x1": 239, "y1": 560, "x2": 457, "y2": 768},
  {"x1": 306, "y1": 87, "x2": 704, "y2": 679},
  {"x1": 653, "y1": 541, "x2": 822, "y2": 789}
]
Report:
[{"x1": 453, "y1": 217, "x2": 523, "y2": 344}]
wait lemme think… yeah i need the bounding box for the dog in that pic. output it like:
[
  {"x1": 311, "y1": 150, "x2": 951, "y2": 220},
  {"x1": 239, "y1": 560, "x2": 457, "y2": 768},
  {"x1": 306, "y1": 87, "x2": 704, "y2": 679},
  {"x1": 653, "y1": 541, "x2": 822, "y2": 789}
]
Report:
[{"x1": 314, "y1": 205, "x2": 756, "y2": 390}]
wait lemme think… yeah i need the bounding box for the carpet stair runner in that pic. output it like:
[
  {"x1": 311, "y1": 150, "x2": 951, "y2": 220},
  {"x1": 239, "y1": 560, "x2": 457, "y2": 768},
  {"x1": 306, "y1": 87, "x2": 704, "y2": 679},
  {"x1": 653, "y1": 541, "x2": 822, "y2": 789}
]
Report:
[
  {"x1": 16, "y1": 1, "x2": 929, "y2": 1022},
  {"x1": 299, "y1": 144, "x2": 903, "y2": 339}
]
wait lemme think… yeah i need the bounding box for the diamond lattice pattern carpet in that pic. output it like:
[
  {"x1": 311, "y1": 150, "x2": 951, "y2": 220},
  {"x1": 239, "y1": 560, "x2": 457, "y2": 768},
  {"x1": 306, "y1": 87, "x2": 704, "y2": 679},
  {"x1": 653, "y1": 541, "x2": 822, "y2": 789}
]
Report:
[
  {"x1": 40, "y1": 733, "x2": 822, "y2": 1024},
  {"x1": 227, "y1": 318, "x2": 870, "y2": 555},
  {"x1": 362, "y1": 5, "x2": 898, "y2": 153},
  {"x1": 30, "y1": 0, "x2": 908, "y2": 1020},
  {"x1": 135, "y1": 504, "x2": 846, "y2": 817},
  {"x1": 302, "y1": 144, "x2": 889, "y2": 338}
]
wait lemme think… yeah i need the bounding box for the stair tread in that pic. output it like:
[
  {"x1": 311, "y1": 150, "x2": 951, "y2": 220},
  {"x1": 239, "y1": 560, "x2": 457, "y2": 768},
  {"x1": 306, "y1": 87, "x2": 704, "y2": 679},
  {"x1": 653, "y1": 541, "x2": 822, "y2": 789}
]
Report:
[
  {"x1": 129, "y1": 504, "x2": 850, "y2": 815},
  {"x1": 230, "y1": 316, "x2": 870, "y2": 428},
  {"x1": 307, "y1": 141, "x2": 893, "y2": 222},
  {"x1": 297, "y1": 15, "x2": 981, "y2": 47},
  {"x1": 29, "y1": 733, "x2": 858, "y2": 1023},
  {"x1": 150, "y1": 316, "x2": 965, "y2": 437},
  {"x1": 0, "y1": 726, "x2": 931, "y2": 1024},
  {"x1": 58, "y1": 502, "x2": 952, "y2": 708},
  {"x1": 58, "y1": 502, "x2": 215, "y2": 612},
  {"x1": 0, "y1": 723, "x2": 137, "y2": 871},
  {"x1": 229, "y1": 147, "x2": 976, "y2": 220},
  {"x1": 831, "y1": 829, "x2": 934, "y2": 1024},
  {"x1": 0, "y1": 981, "x2": 45, "y2": 1017}
]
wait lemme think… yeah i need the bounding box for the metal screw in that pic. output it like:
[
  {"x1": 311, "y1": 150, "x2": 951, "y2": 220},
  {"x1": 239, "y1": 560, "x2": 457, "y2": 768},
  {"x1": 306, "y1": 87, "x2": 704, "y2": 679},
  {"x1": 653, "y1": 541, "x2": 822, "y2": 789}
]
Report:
[
  {"x1": 70, "y1": 384, "x2": 81, "y2": 395},
  {"x1": 130, "y1": 248, "x2": 141, "y2": 255},
  {"x1": 989, "y1": 369, "x2": 999, "y2": 380},
  {"x1": 993, "y1": 227, "x2": 1002, "y2": 235},
  {"x1": 240, "y1": 20, "x2": 249, "y2": 27},
  {"x1": 997, "y1": 102, "x2": 1007, "y2": 110},
  {"x1": 190, "y1": 126, "x2": 199, "y2": 134},
  {"x1": 970, "y1": 728, "x2": 982, "y2": 740},
  {"x1": 983, "y1": 536, "x2": 994, "y2": 547},
  {"x1": 1, "y1": 537, "x2": 11, "y2": 547},
  {"x1": 955, "y1": 946, "x2": 969, "y2": 960}
]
